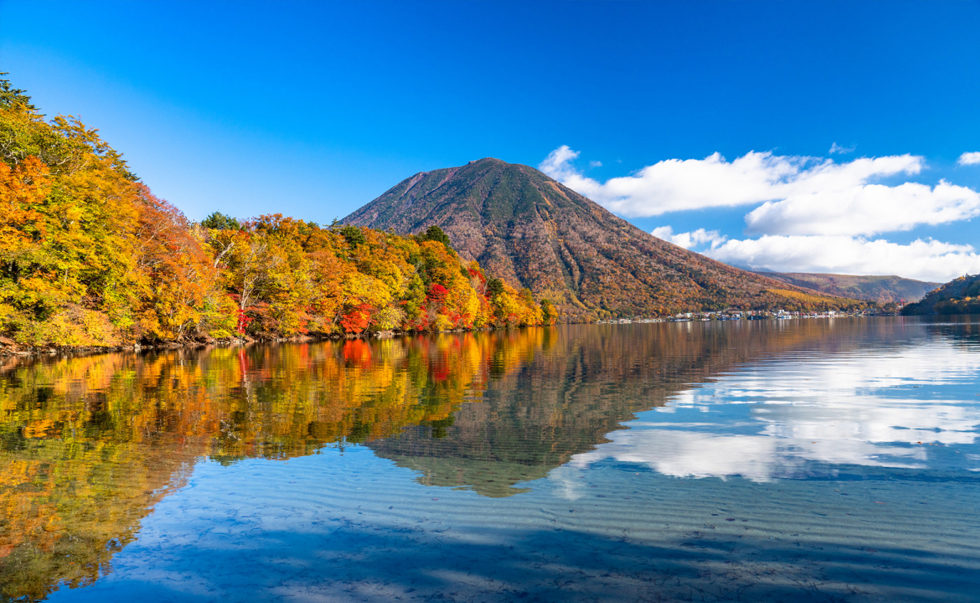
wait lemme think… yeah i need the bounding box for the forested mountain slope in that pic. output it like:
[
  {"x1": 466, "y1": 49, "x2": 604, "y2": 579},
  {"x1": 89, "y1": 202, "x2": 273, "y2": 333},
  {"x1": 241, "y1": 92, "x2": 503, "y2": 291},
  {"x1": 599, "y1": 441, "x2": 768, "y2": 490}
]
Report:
[
  {"x1": 754, "y1": 272, "x2": 939, "y2": 304},
  {"x1": 902, "y1": 274, "x2": 980, "y2": 315},
  {"x1": 346, "y1": 158, "x2": 868, "y2": 320}
]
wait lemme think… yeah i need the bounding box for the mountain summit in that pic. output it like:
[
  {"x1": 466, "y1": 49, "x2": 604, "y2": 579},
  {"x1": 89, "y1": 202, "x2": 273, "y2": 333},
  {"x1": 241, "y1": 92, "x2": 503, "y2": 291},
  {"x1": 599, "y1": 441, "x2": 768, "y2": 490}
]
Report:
[{"x1": 344, "y1": 158, "x2": 853, "y2": 319}]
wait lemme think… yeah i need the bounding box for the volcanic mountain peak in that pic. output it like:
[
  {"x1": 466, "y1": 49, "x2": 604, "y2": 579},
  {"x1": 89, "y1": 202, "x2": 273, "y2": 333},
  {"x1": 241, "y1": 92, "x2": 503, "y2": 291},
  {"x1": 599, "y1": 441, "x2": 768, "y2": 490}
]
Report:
[{"x1": 345, "y1": 159, "x2": 862, "y2": 319}]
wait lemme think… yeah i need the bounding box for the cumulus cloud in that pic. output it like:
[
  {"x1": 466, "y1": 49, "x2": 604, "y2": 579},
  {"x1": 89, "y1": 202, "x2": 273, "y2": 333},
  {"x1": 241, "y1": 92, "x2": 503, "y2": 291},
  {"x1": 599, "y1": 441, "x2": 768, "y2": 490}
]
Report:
[
  {"x1": 651, "y1": 226, "x2": 726, "y2": 249},
  {"x1": 701, "y1": 234, "x2": 980, "y2": 282},
  {"x1": 539, "y1": 145, "x2": 580, "y2": 182},
  {"x1": 959, "y1": 152, "x2": 980, "y2": 166},
  {"x1": 589, "y1": 160, "x2": 602, "y2": 168},
  {"x1": 745, "y1": 179, "x2": 980, "y2": 236},
  {"x1": 542, "y1": 146, "x2": 980, "y2": 280},
  {"x1": 542, "y1": 147, "x2": 814, "y2": 216},
  {"x1": 829, "y1": 142, "x2": 855, "y2": 155},
  {"x1": 539, "y1": 146, "x2": 980, "y2": 236}
]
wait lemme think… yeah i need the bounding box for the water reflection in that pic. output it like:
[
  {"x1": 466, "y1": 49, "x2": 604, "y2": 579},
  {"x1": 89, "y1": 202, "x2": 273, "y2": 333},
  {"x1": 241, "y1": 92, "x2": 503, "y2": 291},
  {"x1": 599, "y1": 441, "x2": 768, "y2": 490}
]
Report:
[
  {"x1": 369, "y1": 318, "x2": 980, "y2": 491},
  {"x1": 570, "y1": 328, "x2": 980, "y2": 481},
  {"x1": 0, "y1": 334, "x2": 530, "y2": 600},
  {"x1": 1, "y1": 317, "x2": 979, "y2": 600}
]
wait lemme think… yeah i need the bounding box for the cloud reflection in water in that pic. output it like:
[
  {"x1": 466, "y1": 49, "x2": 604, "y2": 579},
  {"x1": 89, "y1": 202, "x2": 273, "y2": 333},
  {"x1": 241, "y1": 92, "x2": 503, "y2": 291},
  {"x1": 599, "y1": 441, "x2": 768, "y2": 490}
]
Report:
[{"x1": 568, "y1": 341, "x2": 980, "y2": 481}]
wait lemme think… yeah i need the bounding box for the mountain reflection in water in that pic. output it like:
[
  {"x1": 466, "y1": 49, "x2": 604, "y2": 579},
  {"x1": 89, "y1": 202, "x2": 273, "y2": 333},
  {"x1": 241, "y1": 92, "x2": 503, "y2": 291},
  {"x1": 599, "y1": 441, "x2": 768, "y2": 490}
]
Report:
[{"x1": 1, "y1": 317, "x2": 978, "y2": 601}]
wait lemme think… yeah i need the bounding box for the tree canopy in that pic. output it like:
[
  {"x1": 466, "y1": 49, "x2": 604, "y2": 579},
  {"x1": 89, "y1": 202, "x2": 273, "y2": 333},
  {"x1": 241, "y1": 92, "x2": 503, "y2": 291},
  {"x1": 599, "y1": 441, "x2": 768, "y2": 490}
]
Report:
[{"x1": 0, "y1": 78, "x2": 552, "y2": 348}]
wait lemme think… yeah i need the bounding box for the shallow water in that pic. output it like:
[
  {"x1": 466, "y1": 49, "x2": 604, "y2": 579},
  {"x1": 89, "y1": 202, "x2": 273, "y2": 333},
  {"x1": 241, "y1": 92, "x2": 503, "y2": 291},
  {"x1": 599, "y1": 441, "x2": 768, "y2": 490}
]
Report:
[{"x1": 2, "y1": 317, "x2": 979, "y2": 602}]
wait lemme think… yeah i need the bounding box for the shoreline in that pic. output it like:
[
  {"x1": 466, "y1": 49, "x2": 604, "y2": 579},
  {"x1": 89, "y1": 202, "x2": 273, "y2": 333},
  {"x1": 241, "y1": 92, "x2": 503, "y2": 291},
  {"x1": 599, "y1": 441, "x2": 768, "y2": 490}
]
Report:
[
  {"x1": 0, "y1": 327, "x2": 505, "y2": 359},
  {"x1": 0, "y1": 310, "x2": 918, "y2": 359}
]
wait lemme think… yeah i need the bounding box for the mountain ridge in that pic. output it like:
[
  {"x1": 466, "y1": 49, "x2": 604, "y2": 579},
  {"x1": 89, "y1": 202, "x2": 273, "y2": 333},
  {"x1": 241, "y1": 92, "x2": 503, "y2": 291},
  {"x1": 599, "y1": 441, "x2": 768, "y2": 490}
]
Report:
[{"x1": 752, "y1": 272, "x2": 939, "y2": 304}]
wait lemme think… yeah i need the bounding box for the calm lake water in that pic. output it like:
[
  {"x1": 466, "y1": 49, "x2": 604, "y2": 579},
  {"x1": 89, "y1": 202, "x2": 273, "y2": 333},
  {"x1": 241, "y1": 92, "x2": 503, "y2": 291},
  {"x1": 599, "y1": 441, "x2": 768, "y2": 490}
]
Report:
[{"x1": 2, "y1": 317, "x2": 979, "y2": 602}]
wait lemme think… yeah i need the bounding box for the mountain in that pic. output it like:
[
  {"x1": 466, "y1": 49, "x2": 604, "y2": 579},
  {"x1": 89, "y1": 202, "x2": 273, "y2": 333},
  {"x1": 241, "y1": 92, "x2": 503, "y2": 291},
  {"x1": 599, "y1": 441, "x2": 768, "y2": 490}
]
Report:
[
  {"x1": 753, "y1": 272, "x2": 939, "y2": 304},
  {"x1": 902, "y1": 273, "x2": 980, "y2": 315},
  {"x1": 345, "y1": 158, "x2": 867, "y2": 319}
]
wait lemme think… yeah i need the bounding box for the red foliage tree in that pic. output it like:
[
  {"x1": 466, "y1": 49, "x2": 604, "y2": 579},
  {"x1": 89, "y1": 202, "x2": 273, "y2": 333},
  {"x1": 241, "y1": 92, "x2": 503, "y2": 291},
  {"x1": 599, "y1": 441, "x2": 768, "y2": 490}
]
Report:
[{"x1": 339, "y1": 304, "x2": 372, "y2": 334}]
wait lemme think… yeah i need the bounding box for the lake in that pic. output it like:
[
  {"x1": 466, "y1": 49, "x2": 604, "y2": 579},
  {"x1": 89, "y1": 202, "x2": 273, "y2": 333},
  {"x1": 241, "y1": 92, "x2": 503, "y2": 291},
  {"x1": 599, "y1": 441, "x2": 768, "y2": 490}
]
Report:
[{"x1": 2, "y1": 317, "x2": 979, "y2": 602}]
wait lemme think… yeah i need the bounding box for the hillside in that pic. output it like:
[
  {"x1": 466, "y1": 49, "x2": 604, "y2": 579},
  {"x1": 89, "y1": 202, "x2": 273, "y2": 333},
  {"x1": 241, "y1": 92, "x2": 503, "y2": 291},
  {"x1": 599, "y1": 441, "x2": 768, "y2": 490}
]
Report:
[
  {"x1": 345, "y1": 158, "x2": 868, "y2": 320},
  {"x1": 902, "y1": 274, "x2": 980, "y2": 315},
  {"x1": 754, "y1": 272, "x2": 939, "y2": 304}
]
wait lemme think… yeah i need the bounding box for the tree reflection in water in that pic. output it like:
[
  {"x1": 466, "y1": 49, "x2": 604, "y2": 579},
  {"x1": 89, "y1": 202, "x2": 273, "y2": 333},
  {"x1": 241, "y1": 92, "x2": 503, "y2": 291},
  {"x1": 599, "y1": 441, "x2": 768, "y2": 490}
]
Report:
[{"x1": 2, "y1": 318, "x2": 973, "y2": 600}]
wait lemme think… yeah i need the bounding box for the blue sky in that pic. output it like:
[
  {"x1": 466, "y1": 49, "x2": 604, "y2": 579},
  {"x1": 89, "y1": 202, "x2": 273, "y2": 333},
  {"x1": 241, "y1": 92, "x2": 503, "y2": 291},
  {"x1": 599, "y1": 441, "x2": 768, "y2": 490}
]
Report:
[{"x1": 2, "y1": 0, "x2": 978, "y2": 281}]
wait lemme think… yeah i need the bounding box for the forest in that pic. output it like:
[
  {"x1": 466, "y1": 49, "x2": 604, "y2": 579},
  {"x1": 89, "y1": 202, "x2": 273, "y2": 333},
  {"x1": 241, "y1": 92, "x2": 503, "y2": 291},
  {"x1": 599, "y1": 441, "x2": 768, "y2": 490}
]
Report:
[
  {"x1": 901, "y1": 273, "x2": 980, "y2": 316},
  {"x1": 0, "y1": 78, "x2": 555, "y2": 349}
]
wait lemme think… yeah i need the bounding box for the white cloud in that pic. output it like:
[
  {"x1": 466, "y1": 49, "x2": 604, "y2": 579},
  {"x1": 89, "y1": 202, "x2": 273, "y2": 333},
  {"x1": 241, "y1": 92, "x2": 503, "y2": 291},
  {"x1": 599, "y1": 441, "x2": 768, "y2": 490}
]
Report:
[
  {"x1": 539, "y1": 146, "x2": 980, "y2": 236},
  {"x1": 829, "y1": 142, "x2": 855, "y2": 155},
  {"x1": 539, "y1": 145, "x2": 580, "y2": 182},
  {"x1": 959, "y1": 152, "x2": 980, "y2": 166},
  {"x1": 701, "y1": 234, "x2": 980, "y2": 282},
  {"x1": 589, "y1": 160, "x2": 602, "y2": 168},
  {"x1": 652, "y1": 226, "x2": 726, "y2": 250},
  {"x1": 745, "y1": 179, "x2": 980, "y2": 236},
  {"x1": 542, "y1": 149, "x2": 813, "y2": 216}
]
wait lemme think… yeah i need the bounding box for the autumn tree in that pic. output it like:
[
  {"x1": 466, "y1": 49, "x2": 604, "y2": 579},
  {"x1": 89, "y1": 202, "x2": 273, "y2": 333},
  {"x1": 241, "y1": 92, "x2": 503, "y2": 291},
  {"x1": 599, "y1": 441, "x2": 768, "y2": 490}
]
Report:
[
  {"x1": 134, "y1": 186, "x2": 234, "y2": 340},
  {"x1": 201, "y1": 211, "x2": 242, "y2": 231},
  {"x1": 418, "y1": 224, "x2": 452, "y2": 248},
  {"x1": 1, "y1": 81, "x2": 143, "y2": 345}
]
